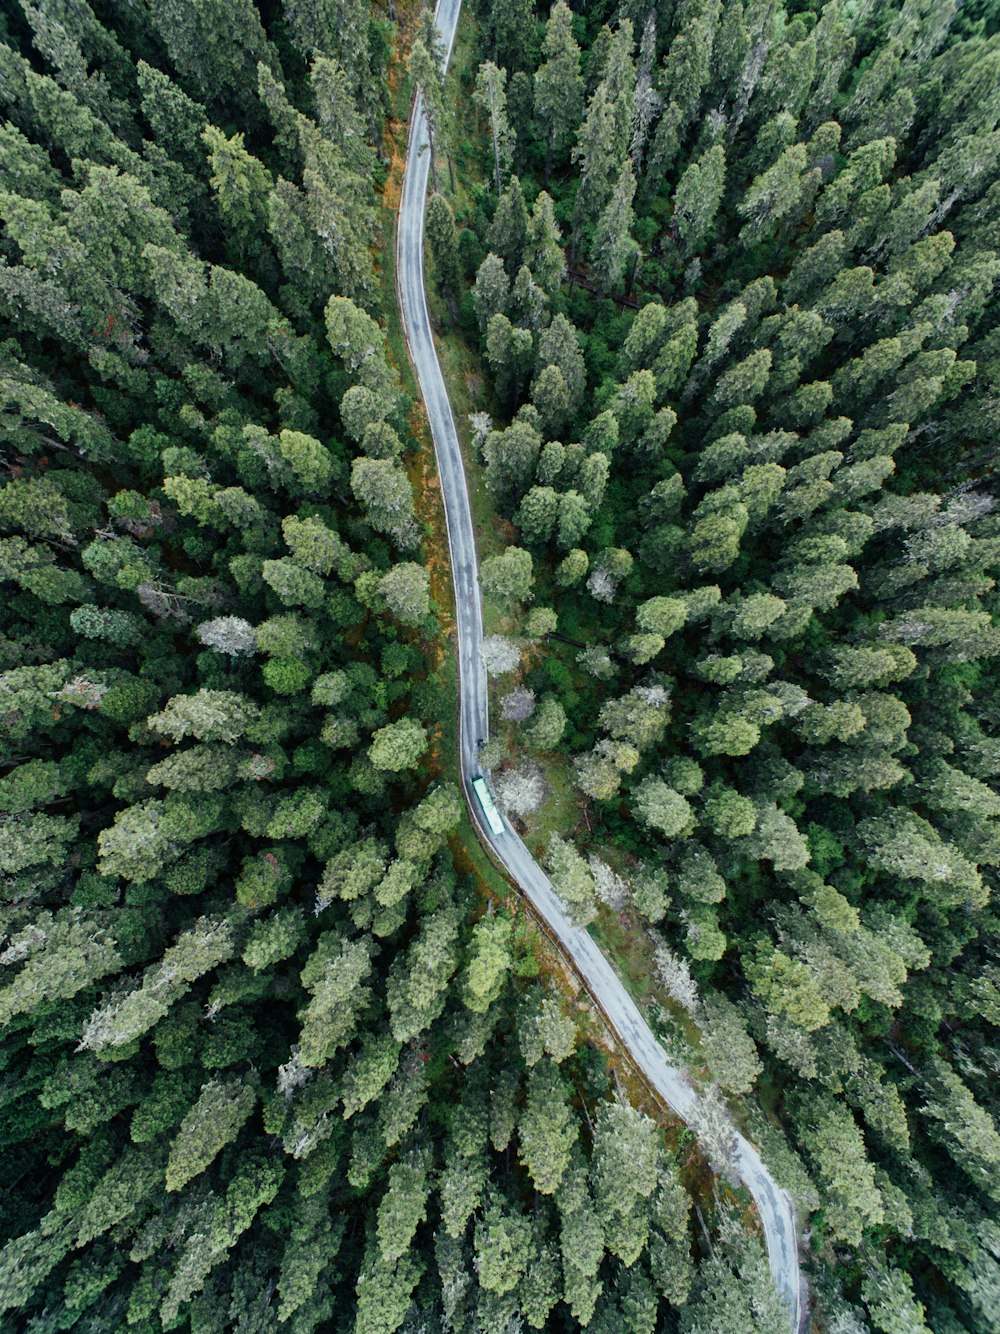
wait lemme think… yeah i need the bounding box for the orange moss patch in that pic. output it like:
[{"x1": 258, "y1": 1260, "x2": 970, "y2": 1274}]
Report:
[
  {"x1": 381, "y1": 130, "x2": 406, "y2": 213},
  {"x1": 403, "y1": 409, "x2": 456, "y2": 640},
  {"x1": 377, "y1": 0, "x2": 421, "y2": 214},
  {"x1": 424, "y1": 724, "x2": 445, "y2": 778}
]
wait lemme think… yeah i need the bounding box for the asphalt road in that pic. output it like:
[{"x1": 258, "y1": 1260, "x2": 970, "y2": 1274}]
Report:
[{"x1": 395, "y1": 4, "x2": 805, "y2": 1328}]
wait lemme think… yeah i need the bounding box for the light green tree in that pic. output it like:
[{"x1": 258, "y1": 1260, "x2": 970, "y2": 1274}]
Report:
[
  {"x1": 534, "y1": 1, "x2": 583, "y2": 176},
  {"x1": 546, "y1": 833, "x2": 597, "y2": 926},
  {"x1": 462, "y1": 913, "x2": 513, "y2": 1013},
  {"x1": 480, "y1": 545, "x2": 534, "y2": 603},
  {"x1": 634, "y1": 777, "x2": 694, "y2": 837},
  {"x1": 165, "y1": 1077, "x2": 257, "y2": 1193},
  {"x1": 376, "y1": 1146, "x2": 432, "y2": 1264},
  {"x1": 519, "y1": 1060, "x2": 577, "y2": 1195},
  {"x1": 377, "y1": 562, "x2": 431, "y2": 626},
  {"x1": 806, "y1": 1097, "x2": 884, "y2": 1246},
  {"x1": 368, "y1": 718, "x2": 428, "y2": 772}
]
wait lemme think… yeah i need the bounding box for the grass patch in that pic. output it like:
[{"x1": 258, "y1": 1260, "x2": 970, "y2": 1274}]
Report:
[
  {"x1": 588, "y1": 905, "x2": 660, "y2": 1004},
  {"x1": 522, "y1": 751, "x2": 579, "y2": 850}
]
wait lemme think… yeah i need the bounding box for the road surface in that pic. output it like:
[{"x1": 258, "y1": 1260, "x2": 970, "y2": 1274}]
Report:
[{"x1": 395, "y1": 4, "x2": 806, "y2": 1328}]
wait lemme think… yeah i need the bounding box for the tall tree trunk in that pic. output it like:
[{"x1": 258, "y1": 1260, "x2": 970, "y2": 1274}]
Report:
[
  {"x1": 625, "y1": 250, "x2": 640, "y2": 299},
  {"x1": 489, "y1": 96, "x2": 502, "y2": 194},
  {"x1": 426, "y1": 119, "x2": 440, "y2": 194}
]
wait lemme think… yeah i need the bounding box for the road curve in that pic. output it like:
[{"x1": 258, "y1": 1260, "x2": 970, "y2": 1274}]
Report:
[{"x1": 395, "y1": 5, "x2": 805, "y2": 1329}]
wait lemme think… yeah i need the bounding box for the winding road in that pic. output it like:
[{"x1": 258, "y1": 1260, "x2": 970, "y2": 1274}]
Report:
[{"x1": 395, "y1": 4, "x2": 805, "y2": 1329}]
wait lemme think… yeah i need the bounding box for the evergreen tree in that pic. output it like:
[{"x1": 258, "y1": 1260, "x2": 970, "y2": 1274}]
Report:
[
  {"x1": 149, "y1": 0, "x2": 278, "y2": 124},
  {"x1": 475, "y1": 61, "x2": 514, "y2": 194},
  {"x1": 524, "y1": 189, "x2": 565, "y2": 295},
  {"x1": 672, "y1": 141, "x2": 726, "y2": 256},
  {"x1": 591, "y1": 160, "x2": 639, "y2": 295},
  {"x1": 426, "y1": 191, "x2": 461, "y2": 316},
  {"x1": 534, "y1": 1, "x2": 584, "y2": 178}
]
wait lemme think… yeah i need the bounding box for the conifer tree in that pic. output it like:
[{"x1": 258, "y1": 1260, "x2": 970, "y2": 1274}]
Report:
[
  {"x1": 534, "y1": 1, "x2": 584, "y2": 178},
  {"x1": 426, "y1": 191, "x2": 461, "y2": 316},
  {"x1": 592, "y1": 160, "x2": 639, "y2": 295},
  {"x1": 475, "y1": 61, "x2": 514, "y2": 194}
]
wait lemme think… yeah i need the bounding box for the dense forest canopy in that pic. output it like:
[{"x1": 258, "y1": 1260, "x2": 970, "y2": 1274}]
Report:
[
  {"x1": 431, "y1": 0, "x2": 1000, "y2": 1330},
  {"x1": 1, "y1": 0, "x2": 999, "y2": 1331},
  {"x1": 0, "y1": 0, "x2": 754, "y2": 1331}
]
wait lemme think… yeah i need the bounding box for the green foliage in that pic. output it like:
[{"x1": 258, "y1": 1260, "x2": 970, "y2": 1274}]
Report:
[
  {"x1": 4, "y1": 2, "x2": 1000, "y2": 1331},
  {"x1": 519, "y1": 1060, "x2": 578, "y2": 1195},
  {"x1": 368, "y1": 718, "x2": 428, "y2": 772},
  {"x1": 462, "y1": 3, "x2": 1000, "y2": 1324},
  {"x1": 165, "y1": 1077, "x2": 258, "y2": 1193}
]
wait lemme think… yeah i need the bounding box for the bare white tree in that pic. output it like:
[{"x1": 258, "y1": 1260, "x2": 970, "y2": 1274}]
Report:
[
  {"x1": 0, "y1": 922, "x2": 47, "y2": 966},
  {"x1": 277, "y1": 1047, "x2": 313, "y2": 1097},
  {"x1": 469, "y1": 411, "x2": 493, "y2": 452},
  {"x1": 690, "y1": 1083, "x2": 739, "y2": 1181},
  {"x1": 588, "y1": 855, "x2": 629, "y2": 909},
  {"x1": 494, "y1": 765, "x2": 545, "y2": 818},
  {"x1": 653, "y1": 939, "x2": 700, "y2": 1014},
  {"x1": 501, "y1": 685, "x2": 536, "y2": 722},
  {"x1": 634, "y1": 683, "x2": 671, "y2": 709},
  {"x1": 52, "y1": 675, "x2": 108, "y2": 710},
  {"x1": 481, "y1": 634, "x2": 521, "y2": 676},
  {"x1": 137, "y1": 580, "x2": 192, "y2": 624},
  {"x1": 196, "y1": 615, "x2": 257, "y2": 657},
  {"x1": 587, "y1": 567, "x2": 618, "y2": 603},
  {"x1": 939, "y1": 487, "x2": 994, "y2": 526}
]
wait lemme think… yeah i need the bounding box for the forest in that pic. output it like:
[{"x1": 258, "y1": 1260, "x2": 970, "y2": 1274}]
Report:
[
  {"x1": 420, "y1": 0, "x2": 1000, "y2": 1330},
  {"x1": 0, "y1": 0, "x2": 782, "y2": 1332},
  {"x1": 0, "y1": 0, "x2": 997, "y2": 1332}
]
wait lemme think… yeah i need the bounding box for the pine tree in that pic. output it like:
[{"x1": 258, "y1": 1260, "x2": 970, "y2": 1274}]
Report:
[
  {"x1": 591, "y1": 160, "x2": 639, "y2": 295},
  {"x1": 485, "y1": 0, "x2": 538, "y2": 73},
  {"x1": 203, "y1": 125, "x2": 273, "y2": 264},
  {"x1": 149, "y1": 0, "x2": 278, "y2": 124},
  {"x1": 672, "y1": 141, "x2": 726, "y2": 255},
  {"x1": 165, "y1": 1077, "x2": 258, "y2": 1193},
  {"x1": 546, "y1": 833, "x2": 598, "y2": 925},
  {"x1": 410, "y1": 32, "x2": 448, "y2": 194},
  {"x1": 534, "y1": 1, "x2": 584, "y2": 178},
  {"x1": 524, "y1": 189, "x2": 565, "y2": 295},
  {"x1": 487, "y1": 175, "x2": 529, "y2": 275},
  {"x1": 475, "y1": 61, "x2": 514, "y2": 194},
  {"x1": 426, "y1": 191, "x2": 461, "y2": 316},
  {"x1": 519, "y1": 1060, "x2": 578, "y2": 1194},
  {"x1": 631, "y1": 12, "x2": 661, "y2": 173},
  {"x1": 473, "y1": 251, "x2": 510, "y2": 332},
  {"x1": 572, "y1": 85, "x2": 621, "y2": 248}
]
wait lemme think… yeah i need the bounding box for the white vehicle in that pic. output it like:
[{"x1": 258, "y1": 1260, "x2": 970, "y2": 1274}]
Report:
[{"x1": 471, "y1": 775, "x2": 504, "y2": 836}]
